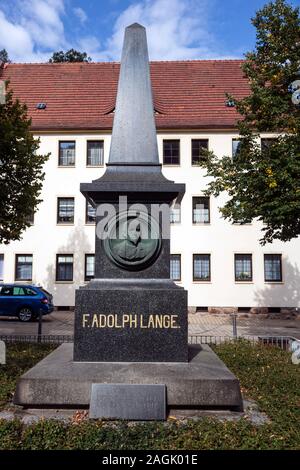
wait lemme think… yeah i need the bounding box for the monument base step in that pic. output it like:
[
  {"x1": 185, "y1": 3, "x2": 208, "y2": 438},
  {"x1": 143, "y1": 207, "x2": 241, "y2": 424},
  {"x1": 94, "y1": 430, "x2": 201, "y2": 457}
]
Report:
[{"x1": 14, "y1": 344, "x2": 243, "y2": 412}]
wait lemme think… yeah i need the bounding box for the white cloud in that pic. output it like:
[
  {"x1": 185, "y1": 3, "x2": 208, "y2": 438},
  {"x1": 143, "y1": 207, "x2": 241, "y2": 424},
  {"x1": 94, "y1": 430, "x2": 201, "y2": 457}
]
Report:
[
  {"x1": 0, "y1": 0, "x2": 67, "y2": 61},
  {"x1": 0, "y1": 1, "x2": 94, "y2": 62},
  {"x1": 96, "y1": 0, "x2": 224, "y2": 61},
  {"x1": 0, "y1": 0, "x2": 236, "y2": 63},
  {"x1": 73, "y1": 6, "x2": 87, "y2": 24},
  {"x1": 19, "y1": 0, "x2": 66, "y2": 50},
  {"x1": 78, "y1": 36, "x2": 101, "y2": 54},
  {"x1": 0, "y1": 10, "x2": 34, "y2": 60}
]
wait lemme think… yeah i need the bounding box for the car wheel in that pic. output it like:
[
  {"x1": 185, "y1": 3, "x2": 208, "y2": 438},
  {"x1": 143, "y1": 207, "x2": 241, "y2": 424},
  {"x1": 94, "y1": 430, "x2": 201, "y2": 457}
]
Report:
[{"x1": 18, "y1": 307, "x2": 33, "y2": 322}]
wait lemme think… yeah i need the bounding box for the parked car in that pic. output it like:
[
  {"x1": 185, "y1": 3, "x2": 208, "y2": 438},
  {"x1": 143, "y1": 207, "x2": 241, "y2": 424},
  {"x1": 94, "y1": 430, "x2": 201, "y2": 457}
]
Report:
[{"x1": 0, "y1": 284, "x2": 54, "y2": 322}]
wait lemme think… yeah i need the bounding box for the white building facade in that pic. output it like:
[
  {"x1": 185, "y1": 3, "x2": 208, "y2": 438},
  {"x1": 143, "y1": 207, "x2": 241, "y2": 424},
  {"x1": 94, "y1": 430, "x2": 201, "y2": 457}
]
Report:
[
  {"x1": 0, "y1": 60, "x2": 299, "y2": 312},
  {"x1": 0, "y1": 130, "x2": 299, "y2": 312}
]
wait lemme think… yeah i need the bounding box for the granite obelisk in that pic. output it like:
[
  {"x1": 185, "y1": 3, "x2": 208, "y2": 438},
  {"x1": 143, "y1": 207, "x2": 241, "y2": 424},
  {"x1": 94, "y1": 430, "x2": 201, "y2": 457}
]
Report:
[
  {"x1": 108, "y1": 23, "x2": 160, "y2": 166},
  {"x1": 74, "y1": 23, "x2": 188, "y2": 362}
]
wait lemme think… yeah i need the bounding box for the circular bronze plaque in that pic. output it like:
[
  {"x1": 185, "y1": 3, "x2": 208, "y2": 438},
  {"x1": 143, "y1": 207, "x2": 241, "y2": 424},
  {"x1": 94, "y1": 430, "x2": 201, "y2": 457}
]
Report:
[{"x1": 103, "y1": 210, "x2": 161, "y2": 270}]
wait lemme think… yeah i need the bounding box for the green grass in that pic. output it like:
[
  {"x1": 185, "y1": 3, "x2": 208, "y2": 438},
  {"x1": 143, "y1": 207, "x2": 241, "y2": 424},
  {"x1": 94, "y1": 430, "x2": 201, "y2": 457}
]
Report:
[
  {"x1": 0, "y1": 340, "x2": 299, "y2": 450},
  {"x1": 0, "y1": 342, "x2": 55, "y2": 409}
]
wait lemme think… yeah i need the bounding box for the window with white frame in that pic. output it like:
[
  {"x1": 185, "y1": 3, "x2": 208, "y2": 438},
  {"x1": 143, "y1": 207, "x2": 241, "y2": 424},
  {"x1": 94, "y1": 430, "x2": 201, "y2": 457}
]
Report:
[
  {"x1": 59, "y1": 141, "x2": 75, "y2": 166},
  {"x1": 163, "y1": 140, "x2": 180, "y2": 165},
  {"x1": 85, "y1": 254, "x2": 95, "y2": 281},
  {"x1": 170, "y1": 204, "x2": 181, "y2": 224},
  {"x1": 56, "y1": 255, "x2": 74, "y2": 281},
  {"x1": 191, "y1": 139, "x2": 209, "y2": 165},
  {"x1": 232, "y1": 139, "x2": 242, "y2": 158},
  {"x1": 57, "y1": 198, "x2": 75, "y2": 224},
  {"x1": 192, "y1": 197, "x2": 210, "y2": 224},
  {"x1": 235, "y1": 254, "x2": 253, "y2": 281},
  {"x1": 170, "y1": 255, "x2": 181, "y2": 281},
  {"x1": 15, "y1": 255, "x2": 33, "y2": 281},
  {"x1": 86, "y1": 201, "x2": 96, "y2": 224},
  {"x1": 87, "y1": 141, "x2": 104, "y2": 166},
  {"x1": 264, "y1": 254, "x2": 282, "y2": 282},
  {"x1": 193, "y1": 254, "x2": 211, "y2": 281}
]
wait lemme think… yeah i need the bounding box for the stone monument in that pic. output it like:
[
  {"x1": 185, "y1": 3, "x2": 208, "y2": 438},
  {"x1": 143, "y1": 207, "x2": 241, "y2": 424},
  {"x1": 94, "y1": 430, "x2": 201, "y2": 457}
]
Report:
[
  {"x1": 74, "y1": 23, "x2": 188, "y2": 363},
  {"x1": 14, "y1": 24, "x2": 243, "y2": 416}
]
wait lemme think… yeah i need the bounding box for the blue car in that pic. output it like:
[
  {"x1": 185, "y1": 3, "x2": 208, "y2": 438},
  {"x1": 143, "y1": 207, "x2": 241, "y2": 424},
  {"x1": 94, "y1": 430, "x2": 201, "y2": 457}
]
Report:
[{"x1": 0, "y1": 284, "x2": 54, "y2": 322}]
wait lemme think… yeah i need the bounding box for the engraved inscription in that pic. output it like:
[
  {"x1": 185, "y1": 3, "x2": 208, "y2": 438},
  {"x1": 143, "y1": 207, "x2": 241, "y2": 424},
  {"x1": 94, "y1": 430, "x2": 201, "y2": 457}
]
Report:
[{"x1": 82, "y1": 313, "x2": 180, "y2": 329}]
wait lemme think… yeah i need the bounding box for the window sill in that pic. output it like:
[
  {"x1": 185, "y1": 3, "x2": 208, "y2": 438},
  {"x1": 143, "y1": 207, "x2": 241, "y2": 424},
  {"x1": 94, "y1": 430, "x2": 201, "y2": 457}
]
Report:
[
  {"x1": 57, "y1": 223, "x2": 75, "y2": 226},
  {"x1": 15, "y1": 280, "x2": 32, "y2": 283},
  {"x1": 192, "y1": 223, "x2": 211, "y2": 226},
  {"x1": 163, "y1": 164, "x2": 181, "y2": 167},
  {"x1": 57, "y1": 166, "x2": 76, "y2": 168},
  {"x1": 264, "y1": 281, "x2": 284, "y2": 285},
  {"x1": 235, "y1": 281, "x2": 254, "y2": 284},
  {"x1": 86, "y1": 165, "x2": 104, "y2": 168},
  {"x1": 85, "y1": 223, "x2": 96, "y2": 226},
  {"x1": 193, "y1": 281, "x2": 212, "y2": 284}
]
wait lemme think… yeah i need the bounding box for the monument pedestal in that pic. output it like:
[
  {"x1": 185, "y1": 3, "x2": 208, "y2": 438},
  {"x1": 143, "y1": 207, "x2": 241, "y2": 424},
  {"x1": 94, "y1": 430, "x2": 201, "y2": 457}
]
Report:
[
  {"x1": 14, "y1": 343, "x2": 243, "y2": 412},
  {"x1": 74, "y1": 280, "x2": 188, "y2": 363}
]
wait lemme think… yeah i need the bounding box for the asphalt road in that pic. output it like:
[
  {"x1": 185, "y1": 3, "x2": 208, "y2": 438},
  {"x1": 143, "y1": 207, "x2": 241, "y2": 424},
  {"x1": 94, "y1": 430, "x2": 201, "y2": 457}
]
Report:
[{"x1": 0, "y1": 310, "x2": 74, "y2": 336}]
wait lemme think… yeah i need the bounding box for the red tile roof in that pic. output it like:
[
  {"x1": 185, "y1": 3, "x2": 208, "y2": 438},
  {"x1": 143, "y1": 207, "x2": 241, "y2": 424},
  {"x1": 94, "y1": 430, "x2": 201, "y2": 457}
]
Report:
[{"x1": 0, "y1": 60, "x2": 249, "y2": 131}]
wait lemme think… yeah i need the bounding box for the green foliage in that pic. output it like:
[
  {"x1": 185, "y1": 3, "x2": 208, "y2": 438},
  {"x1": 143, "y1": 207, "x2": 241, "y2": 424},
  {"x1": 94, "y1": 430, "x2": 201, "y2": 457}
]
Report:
[
  {"x1": 0, "y1": 86, "x2": 49, "y2": 244},
  {"x1": 0, "y1": 420, "x2": 22, "y2": 450},
  {"x1": 0, "y1": 342, "x2": 54, "y2": 407},
  {"x1": 0, "y1": 49, "x2": 11, "y2": 63},
  {"x1": 199, "y1": 0, "x2": 300, "y2": 244},
  {"x1": 0, "y1": 341, "x2": 299, "y2": 449},
  {"x1": 48, "y1": 49, "x2": 92, "y2": 63},
  {"x1": 215, "y1": 340, "x2": 300, "y2": 447},
  {"x1": 22, "y1": 419, "x2": 67, "y2": 450}
]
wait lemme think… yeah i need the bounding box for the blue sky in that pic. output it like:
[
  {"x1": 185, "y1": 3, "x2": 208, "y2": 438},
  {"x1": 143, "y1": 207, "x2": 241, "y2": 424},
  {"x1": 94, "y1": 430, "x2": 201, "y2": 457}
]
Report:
[{"x1": 0, "y1": 0, "x2": 299, "y2": 62}]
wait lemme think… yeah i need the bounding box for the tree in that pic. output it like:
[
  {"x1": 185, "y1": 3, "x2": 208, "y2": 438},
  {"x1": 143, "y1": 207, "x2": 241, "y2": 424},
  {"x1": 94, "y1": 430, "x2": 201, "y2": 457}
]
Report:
[
  {"x1": 0, "y1": 49, "x2": 11, "y2": 63},
  {"x1": 48, "y1": 49, "x2": 91, "y2": 63},
  {"x1": 199, "y1": 0, "x2": 300, "y2": 244},
  {"x1": 0, "y1": 84, "x2": 49, "y2": 244}
]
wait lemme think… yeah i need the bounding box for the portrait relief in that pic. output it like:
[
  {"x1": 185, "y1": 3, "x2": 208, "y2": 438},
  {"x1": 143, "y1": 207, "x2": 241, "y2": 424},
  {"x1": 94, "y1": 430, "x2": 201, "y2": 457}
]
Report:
[
  {"x1": 115, "y1": 218, "x2": 146, "y2": 261},
  {"x1": 103, "y1": 211, "x2": 161, "y2": 270}
]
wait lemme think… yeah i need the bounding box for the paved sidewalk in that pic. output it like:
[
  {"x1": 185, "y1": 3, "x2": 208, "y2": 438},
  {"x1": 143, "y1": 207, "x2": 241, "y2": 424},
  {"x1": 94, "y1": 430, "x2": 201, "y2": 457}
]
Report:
[
  {"x1": 189, "y1": 313, "x2": 300, "y2": 339},
  {"x1": 0, "y1": 311, "x2": 299, "y2": 339}
]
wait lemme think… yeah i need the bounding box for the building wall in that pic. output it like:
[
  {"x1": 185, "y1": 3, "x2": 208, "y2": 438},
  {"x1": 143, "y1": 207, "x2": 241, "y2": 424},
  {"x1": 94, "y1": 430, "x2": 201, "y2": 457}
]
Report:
[{"x1": 1, "y1": 131, "x2": 299, "y2": 309}]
